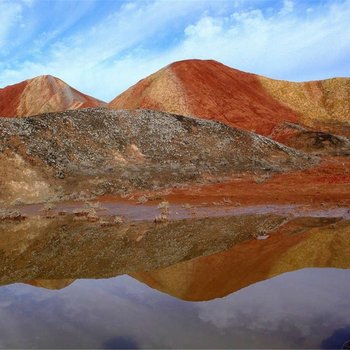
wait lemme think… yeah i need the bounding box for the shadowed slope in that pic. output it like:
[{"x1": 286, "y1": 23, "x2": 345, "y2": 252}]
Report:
[
  {"x1": 109, "y1": 59, "x2": 350, "y2": 136},
  {"x1": 0, "y1": 75, "x2": 105, "y2": 117}
]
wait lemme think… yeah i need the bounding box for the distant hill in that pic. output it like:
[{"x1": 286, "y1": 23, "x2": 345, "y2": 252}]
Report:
[
  {"x1": 109, "y1": 59, "x2": 350, "y2": 137},
  {"x1": 0, "y1": 75, "x2": 105, "y2": 117}
]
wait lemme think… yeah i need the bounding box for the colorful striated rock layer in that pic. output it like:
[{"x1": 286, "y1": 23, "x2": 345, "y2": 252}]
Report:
[
  {"x1": 109, "y1": 59, "x2": 350, "y2": 137},
  {"x1": 0, "y1": 75, "x2": 105, "y2": 117}
]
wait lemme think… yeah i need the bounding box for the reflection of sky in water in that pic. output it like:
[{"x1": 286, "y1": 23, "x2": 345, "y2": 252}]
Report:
[{"x1": 0, "y1": 268, "x2": 349, "y2": 349}]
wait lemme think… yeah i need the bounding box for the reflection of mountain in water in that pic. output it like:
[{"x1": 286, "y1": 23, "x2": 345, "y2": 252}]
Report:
[
  {"x1": 132, "y1": 218, "x2": 350, "y2": 300},
  {"x1": 0, "y1": 214, "x2": 349, "y2": 300},
  {"x1": 0, "y1": 214, "x2": 285, "y2": 285}
]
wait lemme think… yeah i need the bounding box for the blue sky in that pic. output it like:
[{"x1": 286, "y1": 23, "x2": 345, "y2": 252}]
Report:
[{"x1": 0, "y1": 0, "x2": 350, "y2": 101}]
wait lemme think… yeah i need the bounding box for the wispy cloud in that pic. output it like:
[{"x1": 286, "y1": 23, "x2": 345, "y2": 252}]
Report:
[
  {"x1": 173, "y1": 0, "x2": 350, "y2": 80},
  {"x1": 0, "y1": 0, "x2": 349, "y2": 101},
  {"x1": 279, "y1": 0, "x2": 294, "y2": 15},
  {"x1": 0, "y1": 0, "x2": 25, "y2": 50}
]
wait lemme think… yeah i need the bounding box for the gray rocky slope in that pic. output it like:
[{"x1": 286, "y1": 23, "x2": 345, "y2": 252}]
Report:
[{"x1": 0, "y1": 108, "x2": 316, "y2": 204}]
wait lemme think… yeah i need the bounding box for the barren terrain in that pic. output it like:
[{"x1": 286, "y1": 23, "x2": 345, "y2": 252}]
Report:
[{"x1": 0, "y1": 61, "x2": 349, "y2": 301}]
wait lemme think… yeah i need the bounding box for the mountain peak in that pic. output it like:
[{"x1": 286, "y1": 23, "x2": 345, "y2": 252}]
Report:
[
  {"x1": 108, "y1": 59, "x2": 297, "y2": 135},
  {"x1": 0, "y1": 75, "x2": 105, "y2": 118}
]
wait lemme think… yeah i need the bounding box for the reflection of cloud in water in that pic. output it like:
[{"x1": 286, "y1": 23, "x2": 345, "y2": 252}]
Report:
[
  {"x1": 195, "y1": 269, "x2": 350, "y2": 348},
  {"x1": 0, "y1": 270, "x2": 349, "y2": 348}
]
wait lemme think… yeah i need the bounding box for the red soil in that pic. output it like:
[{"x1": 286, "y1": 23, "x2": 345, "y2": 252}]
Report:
[{"x1": 96, "y1": 157, "x2": 350, "y2": 210}]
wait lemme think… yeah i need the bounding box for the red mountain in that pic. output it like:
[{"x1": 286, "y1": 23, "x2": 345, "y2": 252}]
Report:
[
  {"x1": 0, "y1": 75, "x2": 105, "y2": 117},
  {"x1": 109, "y1": 59, "x2": 350, "y2": 136}
]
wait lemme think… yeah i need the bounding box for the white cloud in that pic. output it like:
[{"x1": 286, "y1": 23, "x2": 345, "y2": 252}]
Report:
[
  {"x1": 174, "y1": 0, "x2": 350, "y2": 81},
  {"x1": 195, "y1": 269, "x2": 350, "y2": 348},
  {"x1": 0, "y1": 0, "x2": 212, "y2": 98},
  {"x1": 184, "y1": 16, "x2": 223, "y2": 39}
]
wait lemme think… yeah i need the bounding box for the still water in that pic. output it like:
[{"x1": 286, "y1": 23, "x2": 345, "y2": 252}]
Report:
[
  {"x1": 0, "y1": 270, "x2": 350, "y2": 349},
  {"x1": 0, "y1": 212, "x2": 349, "y2": 348}
]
